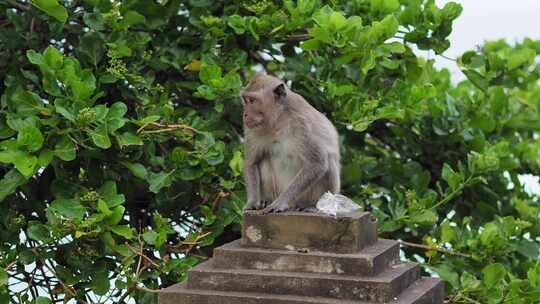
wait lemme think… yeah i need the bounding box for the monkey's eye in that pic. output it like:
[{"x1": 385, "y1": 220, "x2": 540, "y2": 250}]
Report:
[{"x1": 244, "y1": 97, "x2": 256, "y2": 104}]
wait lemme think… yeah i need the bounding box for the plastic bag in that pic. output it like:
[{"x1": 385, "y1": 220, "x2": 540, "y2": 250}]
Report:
[{"x1": 316, "y1": 192, "x2": 360, "y2": 216}]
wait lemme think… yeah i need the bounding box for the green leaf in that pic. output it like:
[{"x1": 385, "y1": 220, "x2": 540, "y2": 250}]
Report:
[
  {"x1": 54, "y1": 99, "x2": 75, "y2": 122},
  {"x1": 0, "y1": 149, "x2": 38, "y2": 177},
  {"x1": 118, "y1": 10, "x2": 146, "y2": 29},
  {"x1": 26, "y1": 50, "x2": 44, "y2": 65},
  {"x1": 27, "y1": 221, "x2": 52, "y2": 243},
  {"x1": 108, "y1": 102, "x2": 128, "y2": 119},
  {"x1": 441, "y1": 2, "x2": 463, "y2": 20},
  {"x1": 116, "y1": 132, "x2": 143, "y2": 147},
  {"x1": 0, "y1": 169, "x2": 27, "y2": 202},
  {"x1": 107, "y1": 206, "x2": 125, "y2": 225},
  {"x1": 227, "y1": 15, "x2": 246, "y2": 34},
  {"x1": 409, "y1": 209, "x2": 438, "y2": 225},
  {"x1": 462, "y1": 69, "x2": 488, "y2": 92},
  {"x1": 17, "y1": 125, "x2": 44, "y2": 152},
  {"x1": 31, "y1": 0, "x2": 68, "y2": 22},
  {"x1": 0, "y1": 269, "x2": 7, "y2": 287},
  {"x1": 482, "y1": 263, "x2": 507, "y2": 288},
  {"x1": 137, "y1": 115, "x2": 161, "y2": 126},
  {"x1": 38, "y1": 149, "x2": 54, "y2": 167},
  {"x1": 91, "y1": 270, "x2": 109, "y2": 295},
  {"x1": 143, "y1": 230, "x2": 158, "y2": 245},
  {"x1": 42, "y1": 71, "x2": 62, "y2": 96},
  {"x1": 507, "y1": 48, "x2": 535, "y2": 70},
  {"x1": 228, "y1": 151, "x2": 244, "y2": 177},
  {"x1": 49, "y1": 199, "x2": 86, "y2": 221},
  {"x1": 54, "y1": 136, "x2": 76, "y2": 161},
  {"x1": 441, "y1": 222, "x2": 457, "y2": 243},
  {"x1": 441, "y1": 163, "x2": 462, "y2": 190},
  {"x1": 0, "y1": 117, "x2": 16, "y2": 140},
  {"x1": 148, "y1": 170, "x2": 175, "y2": 193},
  {"x1": 431, "y1": 264, "x2": 460, "y2": 289},
  {"x1": 10, "y1": 89, "x2": 44, "y2": 115},
  {"x1": 98, "y1": 181, "x2": 125, "y2": 207},
  {"x1": 110, "y1": 225, "x2": 134, "y2": 239},
  {"x1": 97, "y1": 199, "x2": 112, "y2": 215},
  {"x1": 43, "y1": 46, "x2": 63, "y2": 69},
  {"x1": 120, "y1": 161, "x2": 148, "y2": 180},
  {"x1": 199, "y1": 64, "x2": 222, "y2": 84},
  {"x1": 329, "y1": 12, "x2": 347, "y2": 30},
  {"x1": 94, "y1": 105, "x2": 109, "y2": 121},
  {"x1": 90, "y1": 124, "x2": 111, "y2": 149},
  {"x1": 79, "y1": 32, "x2": 105, "y2": 66},
  {"x1": 83, "y1": 12, "x2": 105, "y2": 31},
  {"x1": 301, "y1": 39, "x2": 321, "y2": 51},
  {"x1": 470, "y1": 112, "x2": 496, "y2": 132},
  {"x1": 370, "y1": 0, "x2": 400, "y2": 13}
]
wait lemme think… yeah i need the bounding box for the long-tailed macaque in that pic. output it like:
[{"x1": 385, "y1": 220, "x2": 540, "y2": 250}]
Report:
[{"x1": 241, "y1": 73, "x2": 340, "y2": 213}]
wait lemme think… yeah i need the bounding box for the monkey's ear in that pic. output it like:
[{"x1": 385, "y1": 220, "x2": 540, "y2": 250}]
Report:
[{"x1": 273, "y1": 83, "x2": 287, "y2": 101}]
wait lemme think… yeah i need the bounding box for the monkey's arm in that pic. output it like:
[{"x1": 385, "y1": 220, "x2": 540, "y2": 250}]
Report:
[
  {"x1": 262, "y1": 148, "x2": 328, "y2": 213},
  {"x1": 244, "y1": 160, "x2": 264, "y2": 210}
]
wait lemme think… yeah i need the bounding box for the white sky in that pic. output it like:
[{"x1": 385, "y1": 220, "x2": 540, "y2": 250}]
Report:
[
  {"x1": 432, "y1": 0, "x2": 540, "y2": 79},
  {"x1": 432, "y1": 0, "x2": 540, "y2": 194}
]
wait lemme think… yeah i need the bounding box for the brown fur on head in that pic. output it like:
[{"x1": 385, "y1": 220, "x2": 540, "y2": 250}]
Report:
[{"x1": 241, "y1": 73, "x2": 288, "y2": 131}]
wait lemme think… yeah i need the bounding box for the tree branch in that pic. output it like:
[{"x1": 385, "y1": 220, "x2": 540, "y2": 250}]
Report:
[
  {"x1": 286, "y1": 34, "x2": 311, "y2": 42},
  {"x1": 137, "y1": 122, "x2": 199, "y2": 135},
  {"x1": 6, "y1": 0, "x2": 30, "y2": 11},
  {"x1": 399, "y1": 240, "x2": 472, "y2": 258}
]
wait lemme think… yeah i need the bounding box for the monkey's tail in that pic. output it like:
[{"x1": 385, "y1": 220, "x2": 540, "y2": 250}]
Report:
[{"x1": 328, "y1": 155, "x2": 341, "y2": 194}]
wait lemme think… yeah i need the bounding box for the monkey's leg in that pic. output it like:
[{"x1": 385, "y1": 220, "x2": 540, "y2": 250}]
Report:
[
  {"x1": 262, "y1": 157, "x2": 328, "y2": 214},
  {"x1": 244, "y1": 163, "x2": 264, "y2": 210}
]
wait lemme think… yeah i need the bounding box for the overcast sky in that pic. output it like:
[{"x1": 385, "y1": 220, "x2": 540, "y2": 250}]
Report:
[
  {"x1": 432, "y1": 0, "x2": 540, "y2": 193},
  {"x1": 431, "y1": 0, "x2": 540, "y2": 80}
]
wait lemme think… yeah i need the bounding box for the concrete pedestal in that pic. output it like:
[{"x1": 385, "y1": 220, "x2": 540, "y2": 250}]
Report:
[{"x1": 159, "y1": 210, "x2": 444, "y2": 304}]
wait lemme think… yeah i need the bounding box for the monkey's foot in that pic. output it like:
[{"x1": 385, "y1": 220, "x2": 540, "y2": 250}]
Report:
[
  {"x1": 298, "y1": 207, "x2": 319, "y2": 213},
  {"x1": 261, "y1": 201, "x2": 293, "y2": 214},
  {"x1": 244, "y1": 200, "x2": 269, "y2": 211}
]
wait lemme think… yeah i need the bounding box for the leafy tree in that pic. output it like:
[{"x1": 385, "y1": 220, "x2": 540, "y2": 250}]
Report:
[{"x1": 1, "y1": 0, "x2": 540, "y2": 303}]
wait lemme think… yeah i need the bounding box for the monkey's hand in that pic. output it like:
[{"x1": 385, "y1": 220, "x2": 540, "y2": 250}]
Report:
[
  {"x1": 261, "y1": 199, "x2": 292, "y2": 214},
  {"x1": 244, "y1": 200, "x2": 265, "y2": 211}
]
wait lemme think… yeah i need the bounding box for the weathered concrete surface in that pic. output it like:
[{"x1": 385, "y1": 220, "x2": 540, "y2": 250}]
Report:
[
  {"x1": 159, "y1": 277, "x2": 443, "y2": 304},
  {"x1": 213, "y1": 238, "x2": 399, "y2": 276},
  {"x1": 187, "y1": 260, "x2": 420, "y2": 302},
  {"x1": 242, "y1": 210, "x2": 377, "y2": 253},
  {"x1": 158, "y1": 210, "x2": 443, "y2": 304}
]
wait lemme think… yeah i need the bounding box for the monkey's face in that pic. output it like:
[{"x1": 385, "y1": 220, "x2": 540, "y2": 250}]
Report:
[
  {"x1": 242, "y1": 94, "x2": 266, "y2": 129},
  {"x1": 241, "y1": 77, "x2": 287, "y2": 131}
]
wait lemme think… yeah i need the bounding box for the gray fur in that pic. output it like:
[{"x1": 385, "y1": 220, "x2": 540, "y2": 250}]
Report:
[{"x1": 242, "y1": 74, "x2": 340, "y2": 213}]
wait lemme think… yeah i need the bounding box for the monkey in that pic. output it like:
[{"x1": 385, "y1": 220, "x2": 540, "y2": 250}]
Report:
[{"x1": 241, "y1": 73, "x2": 340, "y2": 213}]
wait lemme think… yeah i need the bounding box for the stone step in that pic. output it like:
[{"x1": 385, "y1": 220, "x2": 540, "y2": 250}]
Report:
[
  {"x1": 159, "y1": 277, "x2": 444, "y2": 304},
  {"x1": 242, "y1": 211, "x2": 378, "y2": 253},
  {"x1": 187, "y1": 260, "x2": 420, "y2": 302},
  {"x1": 213, "y1": 238, "x2": 399, "y2": 276}
]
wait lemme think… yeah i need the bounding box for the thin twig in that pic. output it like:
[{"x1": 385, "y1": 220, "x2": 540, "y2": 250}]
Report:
[
  {"x1": 137, "y1": 122, "x2": 199, "y2": 135},
  {"x1": 3, "y1": 261, "x2": 16, "y2": 271},
  {"x1": 211, "y1": 191, "x2": 230, "y2": 211},
  {"x1": 135, "y1": 286, "x2": 160, "y2": 293},
  {"x1": 41, "y1": 260, "x2": 87, "y2": 303},
  {"x1": 6, "y1": 0, "x2": 30, "y2": 11},
  {"x1": 287, "y1": 34, "x2": 311, "y2": 42},
  {"x1": 30, "y1": 17, "x2": 35, "y2": 36},
  {"x1": 438, "y1": 54, "x2": 457, "y2": 62},
  {"x1": 125, "y1": 243, "x2": 160, "y2": 268},
  {"x1": 181, "y1": 231, "x2": 212, "y2": 245},
  {"x1": 399, "y1": 240, "x2": 472, "y2": 258},
  {"x1": 117, "y1": 286, "x2": 135, "y2": 303},
  {"x1": 38, "y1": 263, "x2": 55, "y2": 303}
]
